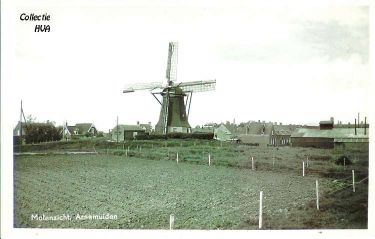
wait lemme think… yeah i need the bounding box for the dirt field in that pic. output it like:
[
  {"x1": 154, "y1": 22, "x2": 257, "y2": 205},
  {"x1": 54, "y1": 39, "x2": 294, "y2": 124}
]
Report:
[{"x1": 14, "y1": 140, "x2": 368, "y2": 229}]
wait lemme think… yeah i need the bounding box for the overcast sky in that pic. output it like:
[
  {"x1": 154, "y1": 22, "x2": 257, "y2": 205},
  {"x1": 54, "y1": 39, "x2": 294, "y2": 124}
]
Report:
[{"x1": 8, "y1": 1, "x2": 370, "y2": 132}]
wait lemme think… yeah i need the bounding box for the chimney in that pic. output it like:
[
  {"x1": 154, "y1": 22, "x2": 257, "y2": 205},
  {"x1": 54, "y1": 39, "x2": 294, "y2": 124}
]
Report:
[
  {"x1": 137, "y1": 121, "x2": 140, "y2": 125},
  {"x1": 330, "y1": 117, "x2": 334, "y2": 123},
  {"x1": 279, "y1": 122, "x2": 282, "y2": 126}
]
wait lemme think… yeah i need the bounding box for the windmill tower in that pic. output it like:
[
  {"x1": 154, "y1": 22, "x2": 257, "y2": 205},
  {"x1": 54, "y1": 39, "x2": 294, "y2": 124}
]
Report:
[{"x1": 123, "y1": 42, "x2": 216, "y2": 134}]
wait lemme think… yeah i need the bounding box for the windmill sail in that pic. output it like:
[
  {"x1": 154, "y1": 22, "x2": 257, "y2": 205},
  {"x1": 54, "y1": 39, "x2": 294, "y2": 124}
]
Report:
[{"x1": 166, "y1": 42, "x2": 178, "y2": 85}]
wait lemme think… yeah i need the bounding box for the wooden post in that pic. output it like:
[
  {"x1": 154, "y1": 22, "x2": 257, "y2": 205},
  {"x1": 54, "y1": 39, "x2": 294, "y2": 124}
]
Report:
[
  {"x1": 169, "y1": 214, "x2": 174, "y2": 230},
  {"x1": 252, "y1": 157, "x2": 254, "y2": 171},
  {"x1": 302, "y1": 161, "x2": 305, "y2": 177},
  {"x1": 209, "y1": 154, "x2": 211, "y2": 166},
  {"x1": 316, "y1": 180, "x2": 319, "y2": 210},
  {"x1": 259, "y1": 191, "x2": 263, "y2": 229},
  {"x1": 352, "y1": 170, "x2": 355, "y2": 192}
]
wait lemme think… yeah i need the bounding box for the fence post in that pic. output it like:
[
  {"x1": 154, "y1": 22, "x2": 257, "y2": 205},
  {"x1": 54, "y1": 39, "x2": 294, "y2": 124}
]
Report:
[
  {"x1": 169, "y1": 214, "x2": 174, "y2": 230},
  {"x1": 252, "y1": 157, "x2": 254, "y2": 171},
  {"x1": 302, "y1": 161, "x2": 305, "y2": 177},
  {"x1": 259, "y1": 191, "x2": 263, "y2": 229},
  {"x1": 176, "y1": 152, "x2": 179, "y2": 163},
  {"x1": 352, "y1": 170, "x2": 355, "y2": 192},
  {"x1": 316, "y1": 180, "x2": 319, "y2": 210}
]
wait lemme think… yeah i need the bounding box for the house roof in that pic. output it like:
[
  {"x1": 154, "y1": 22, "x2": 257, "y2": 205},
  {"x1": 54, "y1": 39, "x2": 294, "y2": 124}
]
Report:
[
  {"x1": 247, "y1": 122, "x2": 273, "y2": 135},
  {"x1": 273, "y1": 125, "x2": 296, "y2": 136},
  {"x1": 215, "y1": 124, "x2": 232, "y2": 135},
  {"x1": 319, "y1": 121, "x2": 334, "y2": 125},
  {"x1": 67, "y1": 126, "x2": 76, "y2": 135},
  {"x1": 291, "y1": 127, "x2": 369, "y2": 139},
  {"x1": 75, "y1": 123, "x2": 94, "y2": 133}
]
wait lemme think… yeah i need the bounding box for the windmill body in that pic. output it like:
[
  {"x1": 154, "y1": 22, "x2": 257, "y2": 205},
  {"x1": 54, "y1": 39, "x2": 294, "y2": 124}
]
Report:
[{"x1": 123, "y1": 42, "x2": 216, "y2": 135}]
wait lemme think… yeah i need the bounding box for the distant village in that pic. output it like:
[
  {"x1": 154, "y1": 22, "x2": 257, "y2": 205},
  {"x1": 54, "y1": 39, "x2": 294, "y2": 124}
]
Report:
[{"x1": 14, "y1": 115, "x2": 369, "y2": 150}]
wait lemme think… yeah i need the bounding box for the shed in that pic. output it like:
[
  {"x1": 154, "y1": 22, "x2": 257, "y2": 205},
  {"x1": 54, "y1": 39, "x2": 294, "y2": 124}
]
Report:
[
  {"x1": 214, "y1": 124, "x2": 233, "y2": 141},
  {"x1": 112, "y1": 125, "x2": 146, "y2": 141}
]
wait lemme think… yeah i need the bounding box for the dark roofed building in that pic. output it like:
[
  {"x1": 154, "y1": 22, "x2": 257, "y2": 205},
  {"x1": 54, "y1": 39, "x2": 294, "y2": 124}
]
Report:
[{"x1": 319, "y1": 117, "x2": 334, "y2": 130}]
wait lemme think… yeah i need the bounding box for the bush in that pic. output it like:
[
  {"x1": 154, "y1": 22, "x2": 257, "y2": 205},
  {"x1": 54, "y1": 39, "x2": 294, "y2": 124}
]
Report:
[{"x1": 24, "y1": 122, "x2": 62, "y2": 144}]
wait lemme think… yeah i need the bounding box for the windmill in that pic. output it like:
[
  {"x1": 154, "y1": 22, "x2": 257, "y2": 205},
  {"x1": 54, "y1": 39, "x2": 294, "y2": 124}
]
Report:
[{"x1": 123, "y1": 42, "x2": 216, "y2": 134}]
